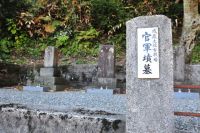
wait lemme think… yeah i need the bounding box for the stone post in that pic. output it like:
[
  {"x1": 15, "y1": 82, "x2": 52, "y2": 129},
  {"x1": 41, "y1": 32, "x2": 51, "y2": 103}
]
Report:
[
  {"x1": 44, "y1": 46, "x2": 59, "y2": 68},
  {"x1": 97, "y1": 45, "x2": 116, "y2": 89},
  {"x1": 97, "y1": 45, "x2": 115, "y2": 78},
  {"x1": 126, "y1": 15, "x2": 174, "y2": 133},
  {"x1": 174, "y1": 45, "x2": 185, "y2": 82},
  {"x1": 35, "y1": 46, "x2": 67, "y2": 91},
  {"x1": 41, "y1": 46, "x2": 60, "y2": 77}
]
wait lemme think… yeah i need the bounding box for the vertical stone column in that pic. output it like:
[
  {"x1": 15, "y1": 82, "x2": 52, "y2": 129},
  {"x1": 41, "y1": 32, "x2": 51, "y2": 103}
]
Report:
[
  {"x1": 97, "y1": 45, "x2": 115, "y2": 78},
  {"x1": 126, "y1": 15, "x2": 174, "y2": 133},
  {"x1": 35, "y1": 46, "x2": 67, "y2": 91},
  {"x1": 97, "y1": 45, "x2": 116, "y2": 89},
  {"x1": 174, "y1": 45, "x2": 185, "y2": 82},
  {"x1": 41, "y1": 46, "x2": 60, "y2": 77},
  {"x1": 44, "y1": 46, "x2": 58, "y2": 68}
]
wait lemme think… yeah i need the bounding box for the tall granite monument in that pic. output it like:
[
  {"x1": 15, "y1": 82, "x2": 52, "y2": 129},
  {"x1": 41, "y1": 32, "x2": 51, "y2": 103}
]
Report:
[{"x1": 126, "y1": 15, "x2": 174, "y2": 133}]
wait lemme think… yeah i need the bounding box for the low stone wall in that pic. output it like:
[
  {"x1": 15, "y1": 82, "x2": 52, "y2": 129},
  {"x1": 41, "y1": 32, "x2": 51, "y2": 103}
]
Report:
[
  {"x1": 0, "y1": 63, "x2": 41, "y2": 87},
  {"x1": 0, "y1": 88, "x2": 199, "y2": 133},
  {"x1": 0, "y1": 103, "x2": 125, "y2": 133},
  {"x1": 0, "y1": 63, "x2": 28, "y2": 87},
  {"x1": 0, "y1": 63, "x2": 125, "y2": 88},
  {"x1": 59, "y1": 64, "x2": 200, "y2": 87},
  {"x1": 60, "y1": 64, "x2": 98, "y2": 88},
  {"x1": 0, "y1": 62, "x2": 199, "y2": 88}
]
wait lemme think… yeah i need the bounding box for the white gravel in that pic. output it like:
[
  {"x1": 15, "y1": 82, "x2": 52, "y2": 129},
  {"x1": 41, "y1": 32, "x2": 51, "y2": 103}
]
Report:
[
  {"x1": 0, "y1": 89, "x2": 126, "y2": 115},
  {"x1": 0, "y1": 89, "x2": 199, "y2": 115}
]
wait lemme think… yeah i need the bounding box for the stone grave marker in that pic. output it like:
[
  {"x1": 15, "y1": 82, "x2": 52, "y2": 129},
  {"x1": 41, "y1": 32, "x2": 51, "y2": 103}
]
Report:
[
  {"x1": 174, "y1": 45, "x2": 185, "y2": 82},
  {"x1": 35, "y1": 46, "x2": 67, "y2": 91},
  {"x1": 97, "y1": 45, "x2": 115, "y2": 78},
  {"x1": 97, "y1": 45, "x2": 116, "y2": 89},
  {"x1": 126, "y1": 15, "x2": 174, "y2": 133},
  {"x1": 44, "y1": 46, "x2": 58, "y2": 68}
]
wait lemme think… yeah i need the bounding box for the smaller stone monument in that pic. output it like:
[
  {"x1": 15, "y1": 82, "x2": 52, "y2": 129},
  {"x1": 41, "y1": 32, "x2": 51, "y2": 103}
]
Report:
[
  {"x1": 174, "y1": 45, "x2": 185, "y2": 82},
  {"x1": 35, "y1": 46, "x2": 67, "y2": 91},
  {"x1": 44, "y1": 46, "x2": 58, "y2": 67},
  {"x1": 97, "y1": 45, "x2": 116, "y2": 89}
]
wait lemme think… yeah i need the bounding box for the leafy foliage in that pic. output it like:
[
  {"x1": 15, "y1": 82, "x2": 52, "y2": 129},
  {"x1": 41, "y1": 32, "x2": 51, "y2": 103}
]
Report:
[
  {"x1": 0, "y1": 38, "x2": 12, "y2": 61},
  {"x1": 70, "y1": 27, "x2": 99, "y2": 56},
  {"x1": 0, "y1": 0, "x2": 198, "y2": 64},
  {"x1": 59, "y1": 27, "x2": 99, "y2": 57},
  {"x1": 191, "y1": 44, "x2": 200, "y2": 64},
  {"x1": 90, "y1": 0, "x2": 126, "y2": 33}
]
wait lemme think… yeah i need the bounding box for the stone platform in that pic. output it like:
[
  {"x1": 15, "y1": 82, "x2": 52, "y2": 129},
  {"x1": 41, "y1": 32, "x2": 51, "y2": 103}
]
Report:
[
  {"x1": 35, "y1": 76, "x2": 68, "y2": 91},
  {"x1": 0, "y1": 89, "x2": 200, "y2": 132},
  {"x1": 0, "y1": 89, "x2": 125, "y2": 133}
]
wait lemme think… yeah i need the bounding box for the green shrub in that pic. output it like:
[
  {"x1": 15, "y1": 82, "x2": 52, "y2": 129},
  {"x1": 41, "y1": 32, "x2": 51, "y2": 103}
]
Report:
[
  {"x1": 0, "y1": 0, "x2": 193, "y2": 64},
  {"x1": 90, "y1": 0, "x2": 126, "y2": 33},
  {"x1": 65, "y1": 27, "x2": 99, "y2": 57},
  {"x1": 191, "y1": 44, "x2": 200, "y2": 64},
  {"x1": 0, "y1": 38, "x2": 12, "y2": 61}
]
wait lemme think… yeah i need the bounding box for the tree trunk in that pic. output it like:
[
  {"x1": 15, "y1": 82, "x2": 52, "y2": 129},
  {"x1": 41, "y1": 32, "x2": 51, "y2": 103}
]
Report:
[{"x1": 180, "y1": 0, "x2": 200, "y2": 63}]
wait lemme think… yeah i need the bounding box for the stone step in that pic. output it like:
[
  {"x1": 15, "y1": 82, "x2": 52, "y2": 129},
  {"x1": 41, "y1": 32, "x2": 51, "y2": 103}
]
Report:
[
  {"x1": 35, "y1": 76, "x2": 67, "y2": 86},
  {"x1": 97, "y1": 78, "x2": 116, "y2": 89},
  {"x1": 47, "y1": 85, "x2": 68, "y2": 91},
  {"x1": 23, "y1": 86, "x2": 50, "y2": 92},
  {"x1": 40, "y1": 68, "x2": 60, "y2": 77}
]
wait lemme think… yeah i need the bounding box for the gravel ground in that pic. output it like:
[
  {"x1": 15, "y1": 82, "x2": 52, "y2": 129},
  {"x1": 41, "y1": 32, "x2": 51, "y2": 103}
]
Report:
[
  {"x1": 0, "y1": 89, "x2": 199, "y2": 115},
  {"x1": 1, "y1": 89, "x2": 200, "y2": 132},
  {"x1": 0, "y1": 89, "x2": 126, "y2": 115},
  {"x1": 175, "y1": 92, "x2": 200, "y2": 113}
]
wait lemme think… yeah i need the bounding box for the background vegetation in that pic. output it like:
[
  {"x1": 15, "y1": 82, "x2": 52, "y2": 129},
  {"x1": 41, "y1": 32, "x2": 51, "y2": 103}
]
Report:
[{"x1": 0, "y1": 0, "x2": 199, "y2": 64}]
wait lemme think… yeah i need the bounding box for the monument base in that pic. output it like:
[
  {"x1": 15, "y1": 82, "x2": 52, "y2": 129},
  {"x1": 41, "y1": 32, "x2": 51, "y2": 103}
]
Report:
[
  {"x1": 40, "y1": 68, "x2": 60, "y2": 77},
  {"x1": 49, "y1": 85, "x2": 68, "y2": 91},
  {"x1": 97, "y1": 78, "x2": 116, "y2": 89},
  {"x1": 35, "y1": 76, "x2": 67, "y2": 86},
  {"x1": 23, "y1": 86, "x2": 50, "y2": 92}
]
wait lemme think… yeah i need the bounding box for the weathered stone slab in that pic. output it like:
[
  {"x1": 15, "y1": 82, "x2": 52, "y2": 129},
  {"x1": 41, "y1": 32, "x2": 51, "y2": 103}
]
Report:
[
  {"x1": 126, "y1": 15, "x2": 174, "y2": 133},
  {"x1": 174, "y1": 45, "x2": 185, "y2": 82},
  {"x1": 0, "y1": 103, "x2": 125, "y2": 133},
  {"x1": 97, "y1": 45, "x2": 115, "y2": 78},
  {"x1": 40, "y1": 68, "x2": 60, "y2": 77},
  {"x1": 44, "y1": 46, "x2": 59, "y2": 67}
]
